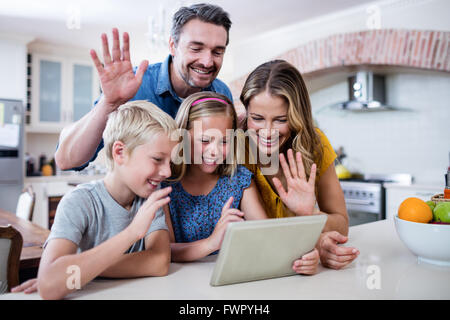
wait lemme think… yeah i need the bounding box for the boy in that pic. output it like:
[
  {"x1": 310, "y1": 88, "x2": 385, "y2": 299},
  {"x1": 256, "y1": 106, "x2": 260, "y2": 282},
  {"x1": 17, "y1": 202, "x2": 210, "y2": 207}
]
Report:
[{"x1": 15, "y1": 101, "x2": 178, "y2": 299}]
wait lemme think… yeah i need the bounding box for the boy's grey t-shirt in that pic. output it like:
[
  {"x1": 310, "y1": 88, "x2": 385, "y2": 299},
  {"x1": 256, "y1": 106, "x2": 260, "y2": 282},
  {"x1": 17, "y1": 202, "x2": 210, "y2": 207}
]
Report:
[{"x1": 45, "y1": 180, "x2": 168, "y2": 253}]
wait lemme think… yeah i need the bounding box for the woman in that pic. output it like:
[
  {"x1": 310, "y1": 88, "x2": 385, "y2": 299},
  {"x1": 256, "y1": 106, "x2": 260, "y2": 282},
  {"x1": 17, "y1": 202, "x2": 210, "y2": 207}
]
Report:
[{"x1": 240, "y1": 60, "x2": 359, "y2": 270}]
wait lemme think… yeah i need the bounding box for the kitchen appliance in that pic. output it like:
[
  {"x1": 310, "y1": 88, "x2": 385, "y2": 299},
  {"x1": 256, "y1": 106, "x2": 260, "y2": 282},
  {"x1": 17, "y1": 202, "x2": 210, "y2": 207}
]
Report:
[
  {"x1": 0, "y1": 99, "x2": 24, "y2": 213},
  {"x1": 315, "y1": 71, "x2": 410, "y2": 113},
  {"x1": 340, "y1": 173, "x2": 412, "y2": 226}
]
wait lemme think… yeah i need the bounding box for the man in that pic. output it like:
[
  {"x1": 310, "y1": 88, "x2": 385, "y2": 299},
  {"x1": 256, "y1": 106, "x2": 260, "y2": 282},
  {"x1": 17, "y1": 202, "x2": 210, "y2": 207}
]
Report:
[{"x1": 55, "y1": 3, "x2": 232, "y2": 171}]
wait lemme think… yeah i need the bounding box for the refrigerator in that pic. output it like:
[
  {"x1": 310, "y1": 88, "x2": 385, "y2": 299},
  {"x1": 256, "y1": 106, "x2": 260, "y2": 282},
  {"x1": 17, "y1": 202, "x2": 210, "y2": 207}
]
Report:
[{"x1": 0, "y1": 98, "x2": 24, "y2": 213}]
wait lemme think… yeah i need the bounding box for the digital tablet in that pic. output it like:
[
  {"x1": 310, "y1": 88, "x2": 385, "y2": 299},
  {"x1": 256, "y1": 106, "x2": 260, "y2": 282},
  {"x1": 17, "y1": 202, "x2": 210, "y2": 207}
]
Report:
[{"x1": 210, "y1": 214, "x2": 327, "y2": 286}]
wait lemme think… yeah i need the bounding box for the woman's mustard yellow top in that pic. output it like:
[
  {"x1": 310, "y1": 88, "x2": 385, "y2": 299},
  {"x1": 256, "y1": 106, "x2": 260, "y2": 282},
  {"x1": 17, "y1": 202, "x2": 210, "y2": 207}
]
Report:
[{"x1": 245, "y1": 129, "x2": 336, "y2": 219}]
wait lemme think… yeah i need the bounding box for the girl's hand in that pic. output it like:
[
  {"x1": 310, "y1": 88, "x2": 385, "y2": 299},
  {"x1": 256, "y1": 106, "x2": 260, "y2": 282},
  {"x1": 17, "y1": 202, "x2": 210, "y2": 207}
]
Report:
[
  {"x1": 272, "y1": 149, "x2": 317, "y2": 216},
  {"x1": 207, "y1": 197, "x2": 244, "y2": 252},
  {"x1": 90, "y1": 28, "x2": 149, "y2": 113},
  {"x1": 128, "y1": 186, "x2": 172, "y2": 240},
  {"x1": 318, "y1": 231, "x2": 359, "y2": 269},
  {"x1": 292, "y1": 248, "x2": 319, "y2": 275}
]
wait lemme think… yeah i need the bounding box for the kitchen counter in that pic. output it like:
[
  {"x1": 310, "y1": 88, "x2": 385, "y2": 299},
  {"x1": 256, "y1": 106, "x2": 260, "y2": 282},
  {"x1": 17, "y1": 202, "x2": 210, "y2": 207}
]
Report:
[
  {"x1": 25, "y1": 174, "x2": 106, "y2": 184},
  {"x1": 384, "y1": 182, "x2": 444, "y2": 190},
  {"x1": 1, "y1": 219, "x2": 449, "y2": 300}
]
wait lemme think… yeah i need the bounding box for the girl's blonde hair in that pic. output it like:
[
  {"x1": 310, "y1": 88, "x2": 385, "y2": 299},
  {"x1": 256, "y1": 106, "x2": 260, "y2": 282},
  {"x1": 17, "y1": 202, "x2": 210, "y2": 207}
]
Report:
[
  {"x1": 103, "y1": 100, "x2": 177, "y2": 170},
  {"x1": 240, "y1": 60, "x2": 323, "y2": 183},
  {"x1": 171, "y1": 91, "x2": 240, "y2": 181}
]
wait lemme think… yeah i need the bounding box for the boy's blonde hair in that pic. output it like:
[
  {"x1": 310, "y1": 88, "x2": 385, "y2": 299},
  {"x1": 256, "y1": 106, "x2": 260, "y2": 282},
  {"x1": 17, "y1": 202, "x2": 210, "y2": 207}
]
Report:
[
  {"x1": 171, "y1": 91, "x2": 241, "y2": 181},
  {"x1": 103, "y1": 100, "x2": 177, "y2": 170}
]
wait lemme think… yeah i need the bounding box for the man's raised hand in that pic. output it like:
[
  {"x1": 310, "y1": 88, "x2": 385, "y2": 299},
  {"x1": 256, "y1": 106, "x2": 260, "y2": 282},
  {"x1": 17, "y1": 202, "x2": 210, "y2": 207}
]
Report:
[{"x1": 90, "y1": 28, "x2": 149, "y2": 113}]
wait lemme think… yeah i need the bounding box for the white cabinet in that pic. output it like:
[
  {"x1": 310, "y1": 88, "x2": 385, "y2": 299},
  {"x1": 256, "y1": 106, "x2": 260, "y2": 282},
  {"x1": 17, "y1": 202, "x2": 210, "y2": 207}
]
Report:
[
  {"x1": 385, "y1": 184, "x2": 443, "y2": 221},
  {"x1": 28, "y1": 53, "x2": 100, "y2": 133}
]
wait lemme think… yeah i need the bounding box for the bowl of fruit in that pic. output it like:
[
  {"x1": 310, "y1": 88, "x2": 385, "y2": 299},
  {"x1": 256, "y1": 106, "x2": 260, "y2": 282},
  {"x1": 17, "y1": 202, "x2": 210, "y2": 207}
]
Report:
[{"x1": 394, "y1": 196, "x2": 450, "y2": 266}]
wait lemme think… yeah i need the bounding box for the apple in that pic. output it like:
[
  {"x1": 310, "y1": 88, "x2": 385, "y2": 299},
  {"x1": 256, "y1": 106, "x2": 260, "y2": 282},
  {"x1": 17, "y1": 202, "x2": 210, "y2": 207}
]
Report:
[
  {"x1": 426, "y1": 200, "x2": 436, "y2": 219},
  {"x1": 433, "y1": 202, "x2": 450, "y2": 223}
]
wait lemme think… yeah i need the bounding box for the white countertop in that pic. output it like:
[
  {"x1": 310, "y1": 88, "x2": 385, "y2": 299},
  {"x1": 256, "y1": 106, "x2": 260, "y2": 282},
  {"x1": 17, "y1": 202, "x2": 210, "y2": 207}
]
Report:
[
  {"x1": 2, "y1": 219, "x2": 450, "y2": 300},
  {"x1": 384, "y1": 182, "x2": 444, "y2": 190},
  {"x1": 25, "y1": 174, "x2": 106, "y2": 184}
]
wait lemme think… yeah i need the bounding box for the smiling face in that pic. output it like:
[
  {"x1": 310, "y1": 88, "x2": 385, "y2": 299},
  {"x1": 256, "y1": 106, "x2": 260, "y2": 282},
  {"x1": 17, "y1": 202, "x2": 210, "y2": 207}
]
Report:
[
  {"x1": 189, "y1": 115, "x2": 233, "y2": 174},
  {"x1": 247, "y1": 90, "x2": 292, "y2": 156},
  {"x1": 169, "y1": 19, "x2": 227, "y2": 94},
  {"x1": 116, "y1": 132, "x2": 176, "y2": 199}
]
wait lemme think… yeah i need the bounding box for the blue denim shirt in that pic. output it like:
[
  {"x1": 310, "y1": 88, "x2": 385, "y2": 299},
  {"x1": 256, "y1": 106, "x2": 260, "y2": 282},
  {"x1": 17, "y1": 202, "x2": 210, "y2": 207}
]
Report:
[{"x1": 72, "y1": 55, "x2": 233, "y2": 171}]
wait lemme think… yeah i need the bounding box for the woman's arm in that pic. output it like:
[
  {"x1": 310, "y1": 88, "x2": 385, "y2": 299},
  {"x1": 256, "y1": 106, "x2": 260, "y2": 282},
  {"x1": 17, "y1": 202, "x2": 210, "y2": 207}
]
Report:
[
  {"x1": 316, "y1": 162, "x2": 349, "y2": 236},
  {"x1": 240, "y1": 179, "x2": 268, "y2": 220},
  {"x1": 99, "y1": 230, "x2": 171, "y2": 278}
]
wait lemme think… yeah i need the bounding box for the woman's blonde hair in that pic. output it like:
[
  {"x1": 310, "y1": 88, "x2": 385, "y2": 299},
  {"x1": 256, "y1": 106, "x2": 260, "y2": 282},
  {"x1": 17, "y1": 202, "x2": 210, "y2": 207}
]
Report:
[
  {"x1": 103, "y1": 100, "x2": 177, "y2": 170},
  {"x1": 240, "y1": 60, "x2": 323, "y2": 182},
  {"x1": 171, "y1": 91, "x2": 240, "y2": 181}
]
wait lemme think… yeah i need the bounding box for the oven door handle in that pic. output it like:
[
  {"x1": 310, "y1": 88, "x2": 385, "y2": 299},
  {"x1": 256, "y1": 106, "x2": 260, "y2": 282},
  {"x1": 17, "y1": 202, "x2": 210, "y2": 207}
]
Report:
[{"x1": 344, "y1": 199, "x2": 374, "y2": 206}]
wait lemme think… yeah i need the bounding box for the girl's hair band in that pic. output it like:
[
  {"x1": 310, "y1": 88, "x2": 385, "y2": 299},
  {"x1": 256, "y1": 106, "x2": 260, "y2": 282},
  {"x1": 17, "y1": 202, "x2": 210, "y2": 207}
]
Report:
[{"x1": 191, "y1": 97, "x2": 229, "y2": 106}]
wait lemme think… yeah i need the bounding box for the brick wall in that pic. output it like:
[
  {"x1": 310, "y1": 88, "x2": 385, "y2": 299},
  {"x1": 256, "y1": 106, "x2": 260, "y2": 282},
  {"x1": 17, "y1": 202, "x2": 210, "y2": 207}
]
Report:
[{"x1": 229, "y1": 29, "x2": 450, "y2": 103}]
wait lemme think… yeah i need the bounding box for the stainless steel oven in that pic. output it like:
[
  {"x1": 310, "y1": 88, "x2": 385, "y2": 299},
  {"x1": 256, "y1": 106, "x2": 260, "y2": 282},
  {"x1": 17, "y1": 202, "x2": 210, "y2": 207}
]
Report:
[{"x1": 340, "y1": 174, "x2": 412, "y2": 226}]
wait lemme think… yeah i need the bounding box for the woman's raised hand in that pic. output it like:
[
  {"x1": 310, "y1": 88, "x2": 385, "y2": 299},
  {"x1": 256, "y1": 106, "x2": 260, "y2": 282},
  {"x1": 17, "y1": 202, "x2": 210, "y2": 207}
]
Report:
[
  {"x1": 272, "y1": 149, "x2": 317, "y2": 216},
  {"x1": 90, "y1": 28, "x2": 149, "y2": 113}
]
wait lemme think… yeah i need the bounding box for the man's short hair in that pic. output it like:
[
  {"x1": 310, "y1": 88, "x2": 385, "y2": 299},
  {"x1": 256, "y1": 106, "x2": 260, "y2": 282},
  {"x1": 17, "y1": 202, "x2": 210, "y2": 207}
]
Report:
[
  {"x1": 171, "y1": 3, "x2": 232, "y2": 45},
  {"x1": 103, "y1": 100, "x2": 177, "y2": 170}
]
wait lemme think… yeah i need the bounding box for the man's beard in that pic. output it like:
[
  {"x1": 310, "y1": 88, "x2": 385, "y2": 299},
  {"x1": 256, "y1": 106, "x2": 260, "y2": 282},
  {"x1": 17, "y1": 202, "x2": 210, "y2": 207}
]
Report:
[{"x1": 181, "y1": 64, "x2": 217, "y2": 89}]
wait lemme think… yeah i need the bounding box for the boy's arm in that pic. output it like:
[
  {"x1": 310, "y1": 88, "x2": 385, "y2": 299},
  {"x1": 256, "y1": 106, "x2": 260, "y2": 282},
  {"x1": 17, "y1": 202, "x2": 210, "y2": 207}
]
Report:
[
  {"x1": 37, "y1": 228, "x2": 140, "y2": 300},
  {"x1": 37, "y1": 186, "x2": 172, "y2": 300},
  {"x1": 99, "y1": 229, "x2": 171, "y2": 278}
]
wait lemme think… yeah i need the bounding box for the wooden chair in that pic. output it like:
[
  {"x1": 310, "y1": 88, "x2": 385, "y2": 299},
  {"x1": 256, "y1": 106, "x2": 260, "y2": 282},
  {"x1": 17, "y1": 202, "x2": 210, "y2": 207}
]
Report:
[
  {"x1": 0, "y1": 225, "x2": 23, "y2": 293},
  {"x1": 16, "y1": 185, "x2": 35, "y2": 221}
]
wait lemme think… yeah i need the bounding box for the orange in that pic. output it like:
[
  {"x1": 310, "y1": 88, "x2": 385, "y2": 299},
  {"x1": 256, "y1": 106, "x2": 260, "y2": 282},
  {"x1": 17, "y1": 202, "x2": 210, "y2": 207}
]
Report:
[{"x1": 398, "y1": 197, "x2": 433, "y2": 223}]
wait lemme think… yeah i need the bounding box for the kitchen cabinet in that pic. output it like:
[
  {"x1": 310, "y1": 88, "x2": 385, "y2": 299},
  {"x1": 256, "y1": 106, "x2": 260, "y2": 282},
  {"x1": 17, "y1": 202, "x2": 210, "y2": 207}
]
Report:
[
  {"x1": 25, "y1": 175, "x2": 105, "y2": 229},
  {"x1": 28, "y1": 53, "x2": 100, "y2": 133},
  {"x1": 385, "y1": 184, "x2": 443, "y2": 221}
]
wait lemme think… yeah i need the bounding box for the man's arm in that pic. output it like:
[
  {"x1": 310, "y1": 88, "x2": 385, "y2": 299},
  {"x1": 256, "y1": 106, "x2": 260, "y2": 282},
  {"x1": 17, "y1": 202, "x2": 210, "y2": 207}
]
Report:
[
  {"x1": 55, "y1": 96, "x2": 110, "y2": 170},
  {"x1": 99, "y1": 230, "x2": 171, "y2": 278},
  {"x1": 55, "y1": 28, "x2": 148, "y2": 170}
]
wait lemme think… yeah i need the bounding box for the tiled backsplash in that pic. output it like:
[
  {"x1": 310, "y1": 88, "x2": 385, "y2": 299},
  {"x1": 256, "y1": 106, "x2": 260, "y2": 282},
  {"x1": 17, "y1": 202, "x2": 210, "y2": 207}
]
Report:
[{"x1": 310, "y1": 71, "x2": 450, "y2": 185}]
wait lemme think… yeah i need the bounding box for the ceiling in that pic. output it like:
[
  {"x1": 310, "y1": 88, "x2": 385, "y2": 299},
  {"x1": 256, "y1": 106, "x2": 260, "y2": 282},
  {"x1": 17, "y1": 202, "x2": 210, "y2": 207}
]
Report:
[{"x1": 0, "y1": 0, "x2": 378, "y2": 50}]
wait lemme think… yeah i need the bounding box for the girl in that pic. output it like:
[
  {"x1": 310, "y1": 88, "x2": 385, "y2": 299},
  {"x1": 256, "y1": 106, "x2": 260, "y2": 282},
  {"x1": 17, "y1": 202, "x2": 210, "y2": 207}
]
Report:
[
  {"x1": 162, "y1": 91, "x2": 319, "y2": 274},
  {"x1": 240, "y1": 60, "x2": 359, "y2": 270}
]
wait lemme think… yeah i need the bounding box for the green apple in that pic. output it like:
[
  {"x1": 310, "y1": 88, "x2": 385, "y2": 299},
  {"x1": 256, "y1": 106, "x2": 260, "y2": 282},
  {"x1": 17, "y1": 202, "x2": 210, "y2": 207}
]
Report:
[
  {"x1": 426, "y1": 200, "x2": 436, "y2": 211},
  {"x1": 433, "y1": 202, "x2": 450, "y2": 223},
  {"x1": 426, "y1": 201, "x2": 437, "y2": 220}
]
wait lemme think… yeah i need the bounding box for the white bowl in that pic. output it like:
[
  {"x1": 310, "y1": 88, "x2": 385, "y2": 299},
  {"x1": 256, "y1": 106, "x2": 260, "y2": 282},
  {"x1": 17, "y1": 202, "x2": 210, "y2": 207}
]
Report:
[{"x1": 394, "y1": 215, "x2": 450, "y2": 266}]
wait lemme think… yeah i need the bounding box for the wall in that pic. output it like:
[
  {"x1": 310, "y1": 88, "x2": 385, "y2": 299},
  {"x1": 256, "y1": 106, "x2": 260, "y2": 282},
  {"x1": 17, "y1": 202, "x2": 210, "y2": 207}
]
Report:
[
  {"x1": 222, "y1": 0, "x2": 450, "y2": 186},
  {"x1": 309, "y1": 70, "x2": 450, "y2": 185},
  {"x1": 224, "y1": 0, "x2": 450, "y2": 83}
]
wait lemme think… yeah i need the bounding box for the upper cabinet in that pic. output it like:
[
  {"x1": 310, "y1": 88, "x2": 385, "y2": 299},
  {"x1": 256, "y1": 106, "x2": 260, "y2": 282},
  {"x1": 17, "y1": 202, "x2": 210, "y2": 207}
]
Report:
[{"x1": 28, "y1": 52, "x2": 100, "y2": 133}]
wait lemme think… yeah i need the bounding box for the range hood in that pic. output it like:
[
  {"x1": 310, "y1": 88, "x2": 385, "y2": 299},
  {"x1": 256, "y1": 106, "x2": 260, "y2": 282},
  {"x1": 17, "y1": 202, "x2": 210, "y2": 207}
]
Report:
[{"x1": 338, "y1": 71, "x2": 395, "y2": 112}]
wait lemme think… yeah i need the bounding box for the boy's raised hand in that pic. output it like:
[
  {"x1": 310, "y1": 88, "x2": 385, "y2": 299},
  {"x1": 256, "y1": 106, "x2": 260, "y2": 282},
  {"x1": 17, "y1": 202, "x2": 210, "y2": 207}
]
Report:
[
  {"x1": 272, "y1": 149, "x2": 317, "y2": 216},
  {"x1": 207, "y1": 197, "x2": 244, "y2": 252},
  {"x1": 129, "y1": 186, "x2": 172, "y2": 240},
  {"x1": 90, "y1": 28, "x2": 149, "y2": 113}
]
